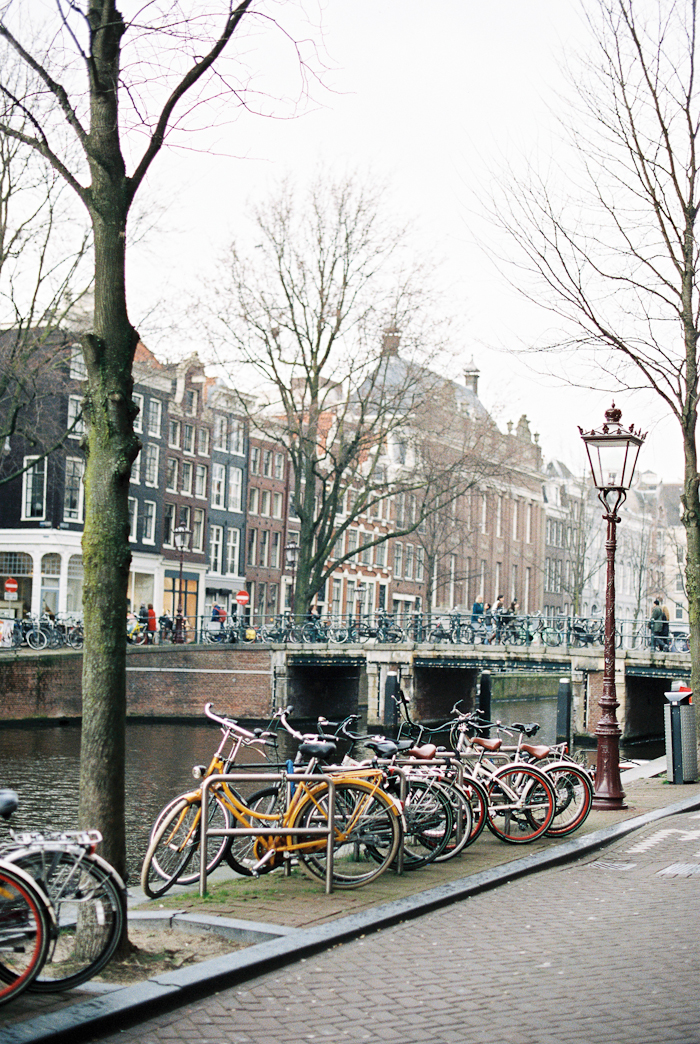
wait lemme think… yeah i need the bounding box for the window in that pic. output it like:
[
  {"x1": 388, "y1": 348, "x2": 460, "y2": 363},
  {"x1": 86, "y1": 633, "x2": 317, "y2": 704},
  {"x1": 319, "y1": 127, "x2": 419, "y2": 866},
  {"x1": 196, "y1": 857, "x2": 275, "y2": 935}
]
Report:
[
  {"x1": 163, "y1": 503, "x2": 175, "y2": 547},
  {"x1": 676, "y1": 573, "x2": 684, "y2": 592},
  {"x1": 133, "y1": 393, "x2": 144, "y2": 433},
  {"x1": 494, "y1": 561, "x2": 502, "y2": 601},
  {"x1": 395, "y1": 494, "x2": 404, "y2": 527},
  {"x1": 511, "y1": 563, "x2": 518, "y2": 601},
  {"x1": 272, "y1": 491, "x2": 282, "y2": 518},
  {"x1": 416, "y1": 547, "x2": 424, "y2": 582},
  {"x1": 260, "y1": 490, "x2": 271, "y2": 516},
  {"x1": 63, "y1": 458, "x2": 84, "y2": 522},
  {"x1": 128, "y1": 497, "x2": 138, "y2": 541},
  {"x1": 183, "y1": 424, "x2": 195, "y2": 453},
  {"x1": 184, "y1": 388, "x2": 198, "y2": 416},
  {"x1": 263, "y1": 449, "x2": 272, "y2": 477},
  {"x1": 480, "y1": 560, "x2": 486, "y2": 599},
  {"x1": 131, "y1": 449, "x2": 141, "y2": 485},
  {"x1": 210, "y1": 525, "x2": 223, "y2": 573},
  {"x1": 198, "y1": 428, "x2": 210, "y2": 456},
  {"x1": 168, "y1": 419, "x2": 181, "y2": 448},
  {"x1": 142, "y1": 500, "x2": 156, "y2": 543},
  {"x1": 70, "y1": 345, "x2": 87, "y2": 381},
  {"x1": 259, "y1": 529, "x2": 269, "y2": 567},
  {"x1": 211, "y1": 463, "x2": 226, "y2": 508},
  {"x1": 332, "y1": 578, "x2": 342, "y2": 616},
  {"x1": 375, "y1": 542, "x2": 387, "y2": 568},
  {"x1": 230, "y1": 419, "x2": 244, "y2": 456},
  {"x1": 226, "y1": 528, "x2": 240, "y2": 575},
  {"x1": 247, "y1": 528, "x2": 257, "y2": 566},
  {"x1": 274, "y1": 452, "x2": 284, "y2": 479},
  {"x1": 405, "y1": 544, "x2": 414, "y2": 580},
  {"x1": 512, "y1": 501, "x2": 519, "y2": 541},
  {"x1": 250, "y1": 446, "x2": 260, "y2": 474},
  {"x1": 347, "y1": 529, "x2": 358, "y2": 556},
  {"x1": 249, "y1": 487, "x2": 259, "y2": 514},
  {"x1": 270, "y1": 531, "x2": 280, "y2": 569},
  {"x1": 213, "y1": 415, "x2": 227, "y2": 450},
  {"x1": 228, "y1": 467, "x2": 242, "y2": 512},
  {"x1": 524, "y1": 567, "x2": 531, "y2": 613},
  {"x1": 496, "y1": 497, "x2": 503, "y2": 538},
  {"x1": 144, "y1": 444, "x2": 159, "y2": 486},
  {"x1": 526, "y1": 503, "x2": 533, "y2": 544},
  {"x1": 192, "y1": 508, "x2": 205, "y2": 552},
  {"x1": 22, "y1": 457, "x2": 45, "y2": 519},
  {"x1": 481, "y1": 494, "x2": 488, "y2": 534},
  {"x1": 67, "y1": 395, "x2": 84, "y2": 438},
  {"x1": 195, "y1": 464, "x2": 207, "y2": 498},
  {"x1": 394, "y1": 542, "x2": 403, "y2": 578},
  {"x1": 676, "y1": 604, "x2": 684, "y2": 620},
  {"x1": 361, "y1": 538, "x2": 372, "y2": 565},
  {"x1": 181, "y1": 460, "x2": 193, "y2": 495},
  {"x1": 166, "y1": 458, "x2": 178, "y2": 492},
  {"x1": 147, "y1": 398, "x2": 162, "y2": 437}
]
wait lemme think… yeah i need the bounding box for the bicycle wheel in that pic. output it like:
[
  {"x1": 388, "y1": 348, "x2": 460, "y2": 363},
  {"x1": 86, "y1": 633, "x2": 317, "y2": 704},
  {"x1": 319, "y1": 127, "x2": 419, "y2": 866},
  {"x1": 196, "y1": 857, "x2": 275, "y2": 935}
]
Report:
[
  {"x1": 421, "y1": 779, "x2": 475, "y2": 862},
  {"x1": 0, "y1": 862, "x2": 52, "y2": 1006},
  {"x1": 224, "y1": 786, "x2": 283, "y2": 876},
  {"x1": 397, "y1": 777, "x2": 454, "y2": 869},
  {"x1": 452, "y1": 774, "x2": 489, "y2": 847},
  {"x1": 486, "y1": 765, "x2": 555, "y2": 844},
  {"x1": 542, "y1": 763, "x2": 594, "y2": 837},
  {"x1": 67, "y1": 628, "x2": 84, "y2": 649},
  {"x1": 543, "y1": 627, "x2": 562, "y2": 647},
  {"x1": 328, "y1": 626, "x2": 348, "y2": 643},
  {"x1": 26, "y1": 628, "x2": 47, "y2": 651},
  {"x1": 292, "y1": 780, "x2": 402, "y2": 889},
  {"x1": 5, "y1": 849, "x2": 125, "y2": 992},
  {"x1": 141, "y1": 793, "x2": 231, "y2": 898}
]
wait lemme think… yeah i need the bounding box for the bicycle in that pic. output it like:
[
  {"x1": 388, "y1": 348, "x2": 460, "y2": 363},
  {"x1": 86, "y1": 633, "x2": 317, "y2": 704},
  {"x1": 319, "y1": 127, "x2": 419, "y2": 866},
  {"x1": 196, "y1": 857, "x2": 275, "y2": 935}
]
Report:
[
  {"x1": 0, "y1": 791, "x2": 126, "y2": 992},
  {"x1": 141, "y1": 705, "x2": 403, "y2": 894}
]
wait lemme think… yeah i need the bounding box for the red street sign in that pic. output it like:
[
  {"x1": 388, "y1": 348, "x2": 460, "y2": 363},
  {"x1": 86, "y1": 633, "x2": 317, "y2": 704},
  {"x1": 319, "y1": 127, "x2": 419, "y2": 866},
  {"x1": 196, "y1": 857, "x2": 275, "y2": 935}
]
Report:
[
  {"x1": 4, "y1": 577, "x2": 18, "y2": 595},
  {"x1": 235, "y1": 590, "x2": 250, "y2": 606}
]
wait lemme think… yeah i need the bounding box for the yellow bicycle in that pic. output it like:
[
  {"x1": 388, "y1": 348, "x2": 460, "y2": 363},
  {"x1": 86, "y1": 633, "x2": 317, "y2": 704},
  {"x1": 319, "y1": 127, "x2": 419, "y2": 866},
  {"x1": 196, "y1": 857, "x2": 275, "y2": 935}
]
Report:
[{"x1": 141, "y1": 706, "x2": 403, "y2": 893}]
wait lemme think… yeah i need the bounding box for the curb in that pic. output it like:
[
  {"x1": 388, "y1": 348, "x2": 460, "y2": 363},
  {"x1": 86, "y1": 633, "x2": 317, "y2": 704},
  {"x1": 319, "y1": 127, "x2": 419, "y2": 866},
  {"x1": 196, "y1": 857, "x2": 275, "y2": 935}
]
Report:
[{"x1": 5, "y1": 789, "x2": 700, "y2": 1044}]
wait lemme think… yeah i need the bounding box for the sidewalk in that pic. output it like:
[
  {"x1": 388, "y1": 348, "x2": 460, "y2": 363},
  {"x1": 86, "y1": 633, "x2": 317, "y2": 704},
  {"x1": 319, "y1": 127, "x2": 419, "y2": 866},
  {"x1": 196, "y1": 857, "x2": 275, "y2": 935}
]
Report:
[{"x1": 3, "y1": 765, "x2": 700, "y2": 1044}]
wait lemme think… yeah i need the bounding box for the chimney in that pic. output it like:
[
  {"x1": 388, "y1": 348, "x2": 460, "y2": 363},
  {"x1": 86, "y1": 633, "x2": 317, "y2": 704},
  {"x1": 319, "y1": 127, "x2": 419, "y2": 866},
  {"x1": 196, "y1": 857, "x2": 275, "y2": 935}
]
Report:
[
  {"x1": 382, "y1": 325, "x2": 400, "y2": 356},
  {"x1": 464, "y1": 357, "x2": 479, "y2": 395}
]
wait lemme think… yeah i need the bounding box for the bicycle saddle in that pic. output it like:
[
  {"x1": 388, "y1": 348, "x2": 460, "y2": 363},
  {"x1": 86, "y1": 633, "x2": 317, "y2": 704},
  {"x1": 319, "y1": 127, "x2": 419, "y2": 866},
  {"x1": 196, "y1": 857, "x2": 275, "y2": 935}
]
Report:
[
  {"x1": 365, "y1": 739, "x2": 400, "y2": 757},
  {"x1": 0, "y1": 790, "x2": 18, "y2": 819},
  {"x1": 407, "y1": 744, "x2": 438, "y2": 760},
  {"x1": 298, "y1": 740, "x2": 337, "y2": 759},
  {"x1": 511, "y1": 722, "x2": 540, "y2": 737}
]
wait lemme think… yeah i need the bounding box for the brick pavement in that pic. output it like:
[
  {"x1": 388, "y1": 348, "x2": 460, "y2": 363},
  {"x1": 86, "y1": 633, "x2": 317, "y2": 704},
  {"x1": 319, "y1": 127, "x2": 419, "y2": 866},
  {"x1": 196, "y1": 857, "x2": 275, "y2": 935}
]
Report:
[{"x1": 84, "y1": 806, "x2": 700, "y2": 1044}]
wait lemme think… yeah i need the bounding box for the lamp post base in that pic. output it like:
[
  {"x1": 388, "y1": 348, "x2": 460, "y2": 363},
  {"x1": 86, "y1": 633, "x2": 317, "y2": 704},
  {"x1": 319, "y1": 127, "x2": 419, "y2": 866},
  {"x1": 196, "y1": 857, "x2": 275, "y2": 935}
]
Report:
[{"x1": 592, "y1": 728, "x2": 627, "y2": 810}]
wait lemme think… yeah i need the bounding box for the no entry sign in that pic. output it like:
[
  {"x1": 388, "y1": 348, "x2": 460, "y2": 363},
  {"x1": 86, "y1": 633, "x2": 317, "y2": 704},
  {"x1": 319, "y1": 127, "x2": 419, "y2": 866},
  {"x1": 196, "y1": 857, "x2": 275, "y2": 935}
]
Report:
[
  {"x1": 235, "y1": 590, "x2": 250, "y2": 606},
  {"x1": 4, "y1": 577, "x2": 18, "y2": 601}
]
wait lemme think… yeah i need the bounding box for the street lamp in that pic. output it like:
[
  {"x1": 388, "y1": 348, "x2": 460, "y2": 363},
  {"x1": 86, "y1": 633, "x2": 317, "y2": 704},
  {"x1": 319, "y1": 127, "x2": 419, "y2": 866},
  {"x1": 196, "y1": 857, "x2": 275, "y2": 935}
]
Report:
[
  {"x1": 173, "y1": 520, "x2": 191, "y2": 644},
  {"x1": 579, "y1": 402, "x2": 646, "y2": 810},
  {"x1": 285, "y1": 541, "x2": 299, "y2": 617}
]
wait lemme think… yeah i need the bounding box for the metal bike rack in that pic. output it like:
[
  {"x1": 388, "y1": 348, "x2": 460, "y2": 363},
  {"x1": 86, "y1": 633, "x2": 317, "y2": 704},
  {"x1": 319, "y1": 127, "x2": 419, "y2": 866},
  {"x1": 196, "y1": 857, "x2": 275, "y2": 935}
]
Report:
[
  {"x1": 387, "y1": 756, "x2": 469, "y2": 867},
  {"x1": 199, "y1": 771, "x2": 337, "y2": 895}
]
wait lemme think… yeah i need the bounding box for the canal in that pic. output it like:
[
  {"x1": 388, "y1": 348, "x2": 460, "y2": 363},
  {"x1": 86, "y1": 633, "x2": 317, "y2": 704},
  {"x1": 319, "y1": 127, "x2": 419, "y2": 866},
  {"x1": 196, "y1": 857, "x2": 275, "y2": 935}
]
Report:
[{"x1": 1, "y1": 701, "x2": 663, "y2": 885}]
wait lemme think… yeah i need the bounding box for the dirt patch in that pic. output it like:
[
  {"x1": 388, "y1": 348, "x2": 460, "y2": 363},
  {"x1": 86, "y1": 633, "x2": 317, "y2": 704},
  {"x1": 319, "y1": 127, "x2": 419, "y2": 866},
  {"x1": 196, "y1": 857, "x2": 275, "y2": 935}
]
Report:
[{"x1": 95, "y1": 926, "x2": 248, "y2": 984}]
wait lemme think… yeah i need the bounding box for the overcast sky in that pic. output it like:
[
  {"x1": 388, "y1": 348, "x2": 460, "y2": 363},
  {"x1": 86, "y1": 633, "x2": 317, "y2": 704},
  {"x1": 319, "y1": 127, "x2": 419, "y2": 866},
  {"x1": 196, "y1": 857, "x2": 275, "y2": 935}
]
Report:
[{"x1": 127, "y1": 0, "x2": 682, "y2": 484}]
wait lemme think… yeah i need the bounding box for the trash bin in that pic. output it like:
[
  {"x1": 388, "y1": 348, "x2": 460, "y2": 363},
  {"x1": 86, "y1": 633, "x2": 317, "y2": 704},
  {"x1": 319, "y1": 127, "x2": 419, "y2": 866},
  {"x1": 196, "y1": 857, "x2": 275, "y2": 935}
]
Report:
[{"x1": 664, "y1": 684, "x2": 698, "y2": 783}]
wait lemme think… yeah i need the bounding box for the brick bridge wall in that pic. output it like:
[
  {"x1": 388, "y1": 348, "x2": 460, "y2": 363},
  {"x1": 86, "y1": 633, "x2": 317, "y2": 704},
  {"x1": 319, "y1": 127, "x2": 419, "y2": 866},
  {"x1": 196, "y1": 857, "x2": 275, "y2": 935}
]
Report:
[{"x1": 0, "y1": 645, "x2": 274, "y2": 722}]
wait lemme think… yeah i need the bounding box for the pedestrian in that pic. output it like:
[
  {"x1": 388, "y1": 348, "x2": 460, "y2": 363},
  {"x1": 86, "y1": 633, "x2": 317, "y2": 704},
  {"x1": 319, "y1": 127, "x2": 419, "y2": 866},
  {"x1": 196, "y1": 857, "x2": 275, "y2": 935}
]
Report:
[
  {"x1": 471, "y1": 598, "x2": 484, "y2": 624},
  {"x1": 650, "y1": 599, "x2": 664, "y2": 650},
  {"x1": 661, "y1": 602, "x2": 670, "y2": 651},
  {"x1": 147, "y1": 603, "x2": 157, "y2": 643},
  {"x1": 211, "y1": 604, "x2": 220, "y2": 622},
  {"x1": 491, "y1": 595, "x2": 505, "y2": 644}
]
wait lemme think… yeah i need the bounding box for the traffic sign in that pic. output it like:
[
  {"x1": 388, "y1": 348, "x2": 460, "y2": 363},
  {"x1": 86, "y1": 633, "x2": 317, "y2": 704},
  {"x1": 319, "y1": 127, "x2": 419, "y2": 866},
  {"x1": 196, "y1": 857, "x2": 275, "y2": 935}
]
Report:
[
  {"x1": 4, "y1": 577, "x2": 18, "y2": 601},
  {"x1": 235, "y1": 590, "x2": 250, "y2": 606}
]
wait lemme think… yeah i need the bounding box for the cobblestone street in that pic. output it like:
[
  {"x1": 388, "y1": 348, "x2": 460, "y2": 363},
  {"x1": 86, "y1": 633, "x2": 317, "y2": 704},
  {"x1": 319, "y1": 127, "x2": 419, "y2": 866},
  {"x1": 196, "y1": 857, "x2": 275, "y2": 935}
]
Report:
[{"x1": 85, "y1": 807, "x2": 700, "y2": 1044}]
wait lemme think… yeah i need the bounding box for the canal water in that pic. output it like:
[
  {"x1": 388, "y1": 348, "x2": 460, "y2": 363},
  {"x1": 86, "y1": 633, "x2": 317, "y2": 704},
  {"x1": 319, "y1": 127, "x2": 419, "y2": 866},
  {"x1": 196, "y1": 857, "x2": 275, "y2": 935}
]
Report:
[{"x1": 1, "y1": 701, "x2": 664, "y2": 885}]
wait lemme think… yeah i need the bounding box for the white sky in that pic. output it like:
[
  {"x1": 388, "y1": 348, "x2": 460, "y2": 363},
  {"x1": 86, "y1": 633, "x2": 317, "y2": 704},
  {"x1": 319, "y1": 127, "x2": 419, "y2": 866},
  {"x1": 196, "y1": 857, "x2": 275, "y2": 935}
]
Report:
[{"x1": 126, "y1": 0, "x2": 683, "y2": 484}]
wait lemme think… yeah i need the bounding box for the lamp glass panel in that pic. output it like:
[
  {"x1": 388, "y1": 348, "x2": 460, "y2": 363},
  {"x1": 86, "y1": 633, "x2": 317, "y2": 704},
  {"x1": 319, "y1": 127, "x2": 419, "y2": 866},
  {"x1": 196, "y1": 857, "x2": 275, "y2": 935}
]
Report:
[{"x1": 585, "y1": 436, "x2": 641, "y2": 490}]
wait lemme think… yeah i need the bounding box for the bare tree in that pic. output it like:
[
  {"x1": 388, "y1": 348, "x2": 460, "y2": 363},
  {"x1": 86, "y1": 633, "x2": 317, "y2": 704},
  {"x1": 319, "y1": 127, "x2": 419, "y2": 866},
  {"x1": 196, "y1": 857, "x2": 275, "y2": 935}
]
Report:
[
  {"x1": 490, "y1": 0, "x2": 700, "y2": 733},
  {"x1": 212, "y1": 174, "x2": 504, "y2": 613},
  {"x1": 0, "y1": 1, "x2": 299, "y2": 890}
]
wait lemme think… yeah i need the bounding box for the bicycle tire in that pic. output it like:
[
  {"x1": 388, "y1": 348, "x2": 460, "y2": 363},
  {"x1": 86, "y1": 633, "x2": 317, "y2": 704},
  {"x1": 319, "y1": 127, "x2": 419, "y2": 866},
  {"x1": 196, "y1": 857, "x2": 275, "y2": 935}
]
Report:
[
  {"x1": 485, "y1": 765, "x2": 555, "y2": 844},
  {"x1": 5, "y1": 849, "x2": 125, "y2": 992},
  {"x1": 328, "y1": 627, "x2": 348, "y2": 643},
  {"x1": 292, "y1": 780, "x2": 402, "y2": 889},
  {"x1": 541, "y1": 763, "x2": 594, "y2": 837},
  {"x1": 151, "y1": 790, "x2": 233, "y2": 887},
  {"x1": 0, "y1": 862, "x2": 53, "y2": 1006},
  {"x1": 141, "y1": 793, "x2": 231, "y2": 898},
  {"x1": 395, "y1": 776, "x2": 454, "y2": 869},
  {"x1": 26, "y1": 628, "x2": 47, "y2": 651},
  {"x1": 420, "y1": 778, "x2": 475, "y2": 862},
  {"x1": 67, "y1": 629, "x2": 84, "y2": 649},
  {"x1": 543, "y1": 628, "x2": 562, "y2": 647}
]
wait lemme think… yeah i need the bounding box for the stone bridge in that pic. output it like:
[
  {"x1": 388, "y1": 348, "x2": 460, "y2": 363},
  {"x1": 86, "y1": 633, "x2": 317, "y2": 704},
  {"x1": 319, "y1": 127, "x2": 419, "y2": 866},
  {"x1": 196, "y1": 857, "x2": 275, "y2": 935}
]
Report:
[{"x1": 0, "y1": 640, "x2": 689, "y2": 744}]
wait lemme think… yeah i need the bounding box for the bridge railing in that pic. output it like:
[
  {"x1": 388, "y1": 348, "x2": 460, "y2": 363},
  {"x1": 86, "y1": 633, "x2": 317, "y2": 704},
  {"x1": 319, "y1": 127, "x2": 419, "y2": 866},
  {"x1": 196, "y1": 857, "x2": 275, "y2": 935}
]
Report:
[{"x1": 140, "y1": 610, "x2": 690, "y2": 653}]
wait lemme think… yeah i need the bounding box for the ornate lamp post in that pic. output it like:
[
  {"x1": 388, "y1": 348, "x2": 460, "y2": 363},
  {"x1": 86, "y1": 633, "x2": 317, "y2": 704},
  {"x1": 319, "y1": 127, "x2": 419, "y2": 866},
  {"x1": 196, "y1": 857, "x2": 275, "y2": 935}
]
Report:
[
  {"x1": 579, "y1": 403, "x2": 646, "y2": 809},
  {"x1": 173, "y1": 521, "x2": 191, "y2": 644},
  {"x1": 285, "y1": 541, "x2": 299, "y2": 617}
]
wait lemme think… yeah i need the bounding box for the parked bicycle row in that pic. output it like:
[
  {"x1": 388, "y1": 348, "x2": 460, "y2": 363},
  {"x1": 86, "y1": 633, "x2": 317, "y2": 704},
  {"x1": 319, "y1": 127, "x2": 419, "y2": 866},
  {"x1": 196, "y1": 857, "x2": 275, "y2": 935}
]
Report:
[
  {"x1": 0, "y1": 613, "x2": 83, "y2": 651},
  {"x1": 140, "y1": 700, "x2": 595, "y2": 904},
  {"x1": 0, "y1": 790, "x2": 125, "y2": 1007}
]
